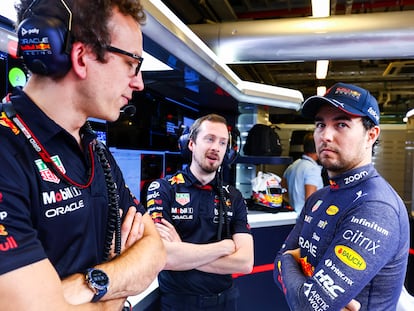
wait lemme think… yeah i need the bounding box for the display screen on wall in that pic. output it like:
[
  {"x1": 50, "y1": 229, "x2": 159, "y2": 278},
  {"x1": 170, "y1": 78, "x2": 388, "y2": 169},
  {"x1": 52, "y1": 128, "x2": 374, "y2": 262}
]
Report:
[
  {"x1": 0, "y1": 50, "x2": 28, "y2": 99},
  {"x1": 88, "y1": 118, "x2": 108, "y2": 145},
  {"x1": 108, "y1": 91, "x2": 199, "y2": 151}
]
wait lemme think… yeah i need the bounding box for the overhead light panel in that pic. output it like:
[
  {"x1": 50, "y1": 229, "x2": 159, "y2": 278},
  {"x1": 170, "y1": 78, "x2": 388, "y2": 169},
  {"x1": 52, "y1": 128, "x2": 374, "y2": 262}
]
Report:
[
  {"x1": 312, "y1": 0, "x2": 330, "y2": 18},
  {"x1": 141, "y1": 0, "x2": 304, "y2": 110},
  {"x1": 317, "y1": 86, "x2": 326, "y2": 96},
  {"x1": 316, "y1": 60, "x2": 329, "y2": 79},
  {"x1": 312, "y1": 0, "x2": 330, "y2": 81},
  {"x1": 0, "y1": 0, "x2": 17, "y2": 22}
]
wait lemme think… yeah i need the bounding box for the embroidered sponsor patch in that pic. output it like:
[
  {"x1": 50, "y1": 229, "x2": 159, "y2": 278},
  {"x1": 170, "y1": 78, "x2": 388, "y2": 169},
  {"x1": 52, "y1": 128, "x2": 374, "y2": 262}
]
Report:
[
  {"x1": 335, "y1": 245, "x2": 366, "y2": 270},
  {"x1": 35, "y1": 155, "x2": 65, "y2": 184},
  {"x1": 326, "y1": 205, "x2": 339, "y2": 216},
  {"x1": 312, "y1": 200, "x2": 323, "y2": 213},
  {"x1": 0, "y1": 225, "x2": 18, "y2": 252},
  {"x1": 169, "y1": 173, "x2": 185, "y2": 185},
  {"x1": 175, "y1": 193, "x2": 190, "y2": 206},
  {"x1": 0, "y1": 112, "x2": 19, "y2": 134}
]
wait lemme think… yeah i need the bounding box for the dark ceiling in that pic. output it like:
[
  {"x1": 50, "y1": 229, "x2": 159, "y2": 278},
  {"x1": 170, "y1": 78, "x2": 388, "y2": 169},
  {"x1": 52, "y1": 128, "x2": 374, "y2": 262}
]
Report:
[{"x1": 148, "y1": 0, "x2": 414, "y2": 123}]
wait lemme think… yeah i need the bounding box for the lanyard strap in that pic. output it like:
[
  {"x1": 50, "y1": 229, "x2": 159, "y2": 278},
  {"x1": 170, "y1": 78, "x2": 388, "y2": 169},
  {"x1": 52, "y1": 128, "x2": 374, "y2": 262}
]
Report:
[
  {"x1": 2, "y1": 101, "x2": 121, "y2": 257},
  {"x1": 2, "y1": 101, "x2": 95, "y2": 189}
]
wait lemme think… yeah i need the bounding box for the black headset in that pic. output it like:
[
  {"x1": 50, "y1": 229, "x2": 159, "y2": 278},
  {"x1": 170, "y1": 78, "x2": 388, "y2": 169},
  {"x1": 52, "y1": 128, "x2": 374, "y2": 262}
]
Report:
[
  {"x1": 178, "y1": 125, "x2": 240, "y2": 165},
  {"x1": 17, "y1": 0, "x2": 73, "y2": 77}
]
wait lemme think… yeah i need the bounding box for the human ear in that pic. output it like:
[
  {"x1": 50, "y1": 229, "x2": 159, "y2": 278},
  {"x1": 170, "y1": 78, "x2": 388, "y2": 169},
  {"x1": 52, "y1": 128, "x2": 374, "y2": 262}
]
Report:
[
  {"x1": 188, "y1": 139, "x2": 194, "y2": 152},
  {"x1": 367, "y1": 126, "x2": 380, "y2": 145},
  {"x1": 70, "y1": 42, "x2": 88, "y2": 78}
]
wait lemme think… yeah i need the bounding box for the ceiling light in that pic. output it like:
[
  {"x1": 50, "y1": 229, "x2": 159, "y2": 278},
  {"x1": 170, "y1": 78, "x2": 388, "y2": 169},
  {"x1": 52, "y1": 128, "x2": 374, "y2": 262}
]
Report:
[
  {"x1": 317, "y1": 86, "x2": 326, "y2": 96},
  {"x1": 311, "y1": 0, "x2": 330, "y2": 18},
  {"x1": 316, "y1": 60, "x2": 329, "y2": 79},
  {"x1": 312, "y1": 0, "x2": 330, "y2": 81},
  {"x1": 141, "y1": 0, "x2": 304, "y2": 110}
]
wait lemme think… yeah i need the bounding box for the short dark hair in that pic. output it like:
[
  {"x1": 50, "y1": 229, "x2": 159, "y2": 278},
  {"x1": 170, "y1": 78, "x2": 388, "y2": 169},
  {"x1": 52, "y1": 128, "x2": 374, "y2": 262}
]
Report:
[
  {"x1": 189, "y1": 114, "x2": 228, "y2": 142},
  {"x1": 362, "y1": 116, "x2": 380, "y2": 155},
  {"x1": 303, "y1": 132, "x2": 316, "y2": 154},
  {"x1": 15, "y1": 0, "x2": 146, "y2": 63}
]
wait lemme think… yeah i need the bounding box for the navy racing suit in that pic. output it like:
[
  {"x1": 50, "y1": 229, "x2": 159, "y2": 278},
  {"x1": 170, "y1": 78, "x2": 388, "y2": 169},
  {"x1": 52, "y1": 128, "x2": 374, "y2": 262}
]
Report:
[{"x1": 274, "y1": 164, "x2": 409, "y2": 311}]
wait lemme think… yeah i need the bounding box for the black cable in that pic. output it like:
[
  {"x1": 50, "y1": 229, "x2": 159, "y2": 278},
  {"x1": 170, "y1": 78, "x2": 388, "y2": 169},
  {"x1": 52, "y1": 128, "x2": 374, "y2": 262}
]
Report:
[
  {"x1": 2, "y1": 100, "x2": 122, "y2": 261},
  {"x1": 85, "y1": 122, "x2": 121, "y2": 260},
  {"x1": 216, "y1": 166, "x2": 230, "y2": 240}
]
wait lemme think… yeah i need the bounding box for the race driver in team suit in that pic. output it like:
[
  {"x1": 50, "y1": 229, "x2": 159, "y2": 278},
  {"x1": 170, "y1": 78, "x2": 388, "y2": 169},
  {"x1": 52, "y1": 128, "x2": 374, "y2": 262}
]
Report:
[{"x1": 274, "y1": 83, "x2": 409, "y2": 311}]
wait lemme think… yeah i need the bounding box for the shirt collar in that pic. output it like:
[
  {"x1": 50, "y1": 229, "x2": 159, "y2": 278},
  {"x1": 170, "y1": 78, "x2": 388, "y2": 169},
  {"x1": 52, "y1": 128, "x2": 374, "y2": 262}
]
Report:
[
  {"x1": 183, "y1": 166, "x2": 218, "y2": 189},
  {"x1": 328, "y1": 163, "x2": 377, "y2": 190},
  {"x1": 9, "y1": 87, "x2": 95, "y2": 146}
]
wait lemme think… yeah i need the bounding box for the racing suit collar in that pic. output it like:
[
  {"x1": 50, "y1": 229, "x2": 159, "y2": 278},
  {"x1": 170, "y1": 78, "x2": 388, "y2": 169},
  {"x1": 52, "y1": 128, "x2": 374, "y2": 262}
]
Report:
[{"x1": 328, "y1": 163, "x2": 378, "y2": 190}]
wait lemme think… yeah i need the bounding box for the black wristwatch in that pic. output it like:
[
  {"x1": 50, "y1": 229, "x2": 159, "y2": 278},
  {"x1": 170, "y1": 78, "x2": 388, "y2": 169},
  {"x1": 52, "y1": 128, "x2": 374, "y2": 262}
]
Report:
[{"x1": 85, "y1": 268, "x2": 109, "y2": 302}]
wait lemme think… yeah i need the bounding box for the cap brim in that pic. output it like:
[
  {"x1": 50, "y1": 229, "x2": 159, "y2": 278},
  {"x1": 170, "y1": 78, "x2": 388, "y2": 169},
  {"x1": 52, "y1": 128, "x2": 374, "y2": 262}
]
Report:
[
  {"x1": 301, "y1": 95, "x2": 364, "y2": 120},
  {"x1": 301, "y1": 96, "x2": 334, "y2": 120}
]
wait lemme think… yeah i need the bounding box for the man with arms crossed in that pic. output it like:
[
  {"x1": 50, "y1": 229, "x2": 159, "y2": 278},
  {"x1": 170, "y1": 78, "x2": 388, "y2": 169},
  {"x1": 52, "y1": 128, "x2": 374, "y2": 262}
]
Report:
[
  {"x1": 0, "y1": 0, "x2": 165, "y2": 310},
  {"x1": 147, "y1": 114, "x2": 254, "y2": 311},
  {"x1": 274, "y1": 83, "x2": 409, "y2": 311}
]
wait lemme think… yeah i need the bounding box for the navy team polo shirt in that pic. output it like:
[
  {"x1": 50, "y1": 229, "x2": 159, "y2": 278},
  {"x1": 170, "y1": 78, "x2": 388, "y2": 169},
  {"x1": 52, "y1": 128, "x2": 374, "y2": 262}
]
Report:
[
  {"x1": 0, "y1": 88, "x2": 144, "y2": 278},
  {"x1": 147, "y1": 166, "x2": 251, "y2": 295}
]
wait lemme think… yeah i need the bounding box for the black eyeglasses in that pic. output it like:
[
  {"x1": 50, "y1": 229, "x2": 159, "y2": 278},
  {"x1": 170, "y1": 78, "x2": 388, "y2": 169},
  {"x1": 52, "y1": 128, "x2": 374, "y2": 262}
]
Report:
[{"x1": 106, "y1": 45, "x2": 144, "y2": 76}]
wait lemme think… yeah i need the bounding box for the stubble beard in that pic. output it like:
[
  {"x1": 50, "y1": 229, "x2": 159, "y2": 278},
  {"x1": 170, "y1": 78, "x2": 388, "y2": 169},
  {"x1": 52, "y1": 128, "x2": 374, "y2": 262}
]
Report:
[{"x1": 194, "y1": 155, "x2": 220, "y2": 174}]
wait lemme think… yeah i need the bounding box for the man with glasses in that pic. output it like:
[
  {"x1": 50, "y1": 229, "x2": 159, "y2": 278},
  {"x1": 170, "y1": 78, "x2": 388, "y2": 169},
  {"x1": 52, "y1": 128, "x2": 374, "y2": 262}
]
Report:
[
  {"x1": 106, "y1": 45, "x2": 144, "y2": 77},
  {"x1": 0, "y1": 0, "x2": 165, "y2": 310}
]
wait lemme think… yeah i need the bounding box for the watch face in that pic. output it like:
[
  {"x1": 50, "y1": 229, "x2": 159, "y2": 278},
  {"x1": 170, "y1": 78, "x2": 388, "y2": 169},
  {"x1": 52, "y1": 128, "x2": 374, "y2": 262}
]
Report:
[{"x1": 90, "y1": 269, "x2": 109, "y2": 287}]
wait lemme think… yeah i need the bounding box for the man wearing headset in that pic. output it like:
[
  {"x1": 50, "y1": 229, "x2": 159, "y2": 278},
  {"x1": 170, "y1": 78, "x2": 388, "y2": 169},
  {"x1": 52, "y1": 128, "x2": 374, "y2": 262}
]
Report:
[
  {"x1": 146, "y1": 114, "x2": 254, "y2": 311},
  {"x1": 0, "y1": 0, "x2": 165, "y2": 310}
]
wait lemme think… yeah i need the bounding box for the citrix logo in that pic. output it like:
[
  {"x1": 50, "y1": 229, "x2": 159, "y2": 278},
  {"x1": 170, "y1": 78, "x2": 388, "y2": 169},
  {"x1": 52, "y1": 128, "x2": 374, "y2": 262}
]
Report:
[{"x1": 342, "y1": 229, "x2": 380, "y2": 254}]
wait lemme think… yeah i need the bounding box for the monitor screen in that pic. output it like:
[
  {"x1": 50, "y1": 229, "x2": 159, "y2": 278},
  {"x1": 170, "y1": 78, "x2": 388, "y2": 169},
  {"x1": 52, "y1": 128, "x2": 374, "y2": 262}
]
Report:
[
  {"x1": 109, "y1": 148, "x2": 165, "y2": 203},
  {"x1": 0, "y1": 50, "x2": 28, "y2": 99},
  {"x1": 109, "y1": 148, "x2": 142, "y2": 201},
  {"x1": 88, "y1": 118, "x2": 107, "y2": 145}
]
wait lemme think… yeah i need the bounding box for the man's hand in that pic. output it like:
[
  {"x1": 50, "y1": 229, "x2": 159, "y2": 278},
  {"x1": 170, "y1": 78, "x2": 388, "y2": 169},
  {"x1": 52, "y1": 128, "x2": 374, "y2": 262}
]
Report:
[
  {"x1": 282, "y1": 247, "x2": 360, "y2": 311},
  {"x1": 341, "y1": 299, "x2": 361, "y2": 311},
  {"x1": 155, "y1": 218, "x2": 182, "y2": 242},
  {"x1": 110, "y1": 206, "x2": 144, "y2": 258},
  {"x1": 121, "y1": 206, "x2": 145, "y2": 250},
  {"x1": 283, "y1": 248, "x2": 301, "y2": 262}
]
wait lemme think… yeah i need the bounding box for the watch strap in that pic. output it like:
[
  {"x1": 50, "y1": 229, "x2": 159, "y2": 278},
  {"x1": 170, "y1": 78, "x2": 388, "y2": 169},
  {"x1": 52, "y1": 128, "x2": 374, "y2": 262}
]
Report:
[
  {"x1": 85, "y1": 268, "x2": 109, "y2": 303},
  {"x1": 91, "y1": 286, "x2": 107, "y2": 302}
]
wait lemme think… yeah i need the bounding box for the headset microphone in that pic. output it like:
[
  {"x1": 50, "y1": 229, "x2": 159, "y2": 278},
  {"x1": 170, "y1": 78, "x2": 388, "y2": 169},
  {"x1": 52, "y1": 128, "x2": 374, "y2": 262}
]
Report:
[{"x1": 120, "y1": 104, "x2": 136, "y2": 116}]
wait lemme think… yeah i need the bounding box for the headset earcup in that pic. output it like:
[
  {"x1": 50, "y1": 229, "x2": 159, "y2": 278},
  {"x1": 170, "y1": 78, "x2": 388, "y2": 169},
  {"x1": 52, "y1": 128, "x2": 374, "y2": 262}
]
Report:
[
  {"x1": 224, "y1": 127, "x2": 240, "y2": 165},
  {"x1": 178, "y1": 133, "x2": 192, "y2": 163},
  {"x1": 17, "y1": 15, "x2": 71, "y2": 77}
]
